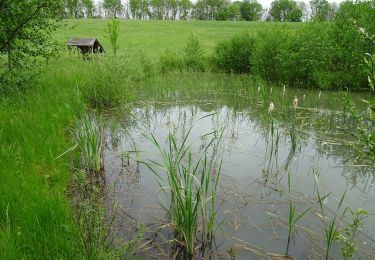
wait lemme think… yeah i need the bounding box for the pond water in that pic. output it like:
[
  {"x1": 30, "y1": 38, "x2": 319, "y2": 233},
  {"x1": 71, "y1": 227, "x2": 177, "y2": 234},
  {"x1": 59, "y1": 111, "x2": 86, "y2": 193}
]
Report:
[{"x1": 101, "y1": 92, "x2": 375, "y2": 259}]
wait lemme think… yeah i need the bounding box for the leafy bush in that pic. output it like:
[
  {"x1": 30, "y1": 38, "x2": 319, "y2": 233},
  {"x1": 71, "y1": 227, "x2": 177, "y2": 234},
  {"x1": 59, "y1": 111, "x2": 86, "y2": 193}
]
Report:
[
  {"x1": 278, "y1": 23, "x2": 339, "y2": 88},
  {"x1": 252, "y1": 26, "x2": 291, "y2": 82},
  {"x1": 214, "y1": 33, "x2": 255, "y2": 73}
]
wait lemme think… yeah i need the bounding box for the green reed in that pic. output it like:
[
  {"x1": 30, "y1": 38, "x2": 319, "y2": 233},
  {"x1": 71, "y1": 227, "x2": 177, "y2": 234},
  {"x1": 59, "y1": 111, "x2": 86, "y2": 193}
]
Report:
[
  {"x1": 285, "y1": 171, "x2": 312, "y2": 256},
  {"x1": 75, "y1": 115, "x2": 104, "y2": 174},
  {"x1": 314, "y1": 171, "x2": 346, "y2": 260},
  {"x1": 145, "y1": 128, "x2": 222, "y2": 257}
]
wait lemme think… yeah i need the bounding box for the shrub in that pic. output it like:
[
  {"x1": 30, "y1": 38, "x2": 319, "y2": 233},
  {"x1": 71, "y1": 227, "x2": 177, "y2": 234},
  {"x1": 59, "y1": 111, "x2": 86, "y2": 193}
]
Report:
[
  {"x1": 278, "y1": 23, "x2": 339, "y2": 89},
  {"x1": 252, "y1": 25, "x2": 291, "y2": 82},
  {"x1": 183, "y1": 34, "x2": 206, "y2": 71},
  {"x1": 214, "y1": 33, "x2": 255, "y2": 74}
]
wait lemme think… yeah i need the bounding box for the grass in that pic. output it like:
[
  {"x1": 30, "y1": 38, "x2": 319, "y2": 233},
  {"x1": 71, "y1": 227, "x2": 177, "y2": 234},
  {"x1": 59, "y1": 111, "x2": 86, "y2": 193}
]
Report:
[
  {"x1": 144, "y1": 127, "x2": 222, "y2": 257},
  {"x1": 75, "y1": 114, "x2": 104, "y2": 174},
  {"x1": 0, "y1": 70, "x2": 85, "y2": 258},
  {"x1": 57, "y1": 19, "x2": 304, "y2": 59}
]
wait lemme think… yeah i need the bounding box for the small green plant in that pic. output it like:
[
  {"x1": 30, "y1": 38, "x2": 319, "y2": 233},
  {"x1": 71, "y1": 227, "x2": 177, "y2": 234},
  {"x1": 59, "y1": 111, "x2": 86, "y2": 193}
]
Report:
[
  {"x1": 315, "y1": 171, "x2": 346, "y2": 260},
  {"x1": 75, "y1": 115, "x2": 104, "y2": 174},
  {"x1": 183, "y1": 34, "x2": 206, "y2": 71},
  {"x1": 337, "y1": 208, "x2": 369, "y2": 260},
  {"x1": 285, "y1": 171, "x2": 312, "y2": 256},
  {"x1": 106, "y1": 19, "x2": 120, "y2": 56}
]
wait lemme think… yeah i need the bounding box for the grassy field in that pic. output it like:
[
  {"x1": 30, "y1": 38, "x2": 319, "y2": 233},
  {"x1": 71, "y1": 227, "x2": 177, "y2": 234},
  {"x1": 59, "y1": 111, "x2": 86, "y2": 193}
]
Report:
[{"x1": 58, "y1": 19, "x2": 303, "y2": 58}]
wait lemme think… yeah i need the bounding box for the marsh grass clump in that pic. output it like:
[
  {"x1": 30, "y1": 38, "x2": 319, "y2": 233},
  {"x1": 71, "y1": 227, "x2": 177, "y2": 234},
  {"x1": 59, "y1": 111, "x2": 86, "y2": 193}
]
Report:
[
  {"x1": 144, "y1": 129, "x2": 222, "y2": 257},
  {"x1": 159, "y1": 34, "x2": 207, "y2": 73},
  {"x1": 80, "y1": 55, "x2": 151, "y2": 109},
  {"x1": 75, "y1": 115, "x2": 104, "y2": 174}
]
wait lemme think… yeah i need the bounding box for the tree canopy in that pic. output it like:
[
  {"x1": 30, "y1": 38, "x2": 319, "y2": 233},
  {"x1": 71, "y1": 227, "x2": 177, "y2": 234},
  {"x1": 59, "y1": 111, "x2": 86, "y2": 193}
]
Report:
[
  {"x1": 269, "y1": 0, "x2": 303, "y2": 22},
  {"x1": 0, "y1": 0, "x2": 63, "y2": 90}
]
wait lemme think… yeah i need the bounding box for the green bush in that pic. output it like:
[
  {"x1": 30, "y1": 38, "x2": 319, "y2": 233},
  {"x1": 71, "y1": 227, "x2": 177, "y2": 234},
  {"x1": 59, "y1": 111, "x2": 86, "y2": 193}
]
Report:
[
  {"x1": 278, "y1": 23, "x2": 339, "y2": 88},
  {"x1": 252, "y1": 26, "x2": 291, "y2": 82},
  {"x1": 214, "y1": 33, "x2": 255, "y2": 74}
]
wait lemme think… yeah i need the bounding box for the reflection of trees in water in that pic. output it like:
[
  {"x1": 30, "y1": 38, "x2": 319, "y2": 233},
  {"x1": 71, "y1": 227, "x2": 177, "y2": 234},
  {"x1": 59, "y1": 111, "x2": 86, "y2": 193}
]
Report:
[{"x1": 102, "y1": 98, "x2": 374, "y2": 189}]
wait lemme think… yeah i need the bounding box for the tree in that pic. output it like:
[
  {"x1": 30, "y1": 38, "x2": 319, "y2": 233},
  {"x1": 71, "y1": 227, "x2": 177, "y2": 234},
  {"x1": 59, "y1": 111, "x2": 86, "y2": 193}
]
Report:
[
  {"x1": 103, "y1": 0, "x2": 123, "y2": 18},
  {"x1": 0, "y1": 0, "x2": 63, "y2": 90},
  {"x1": 269, "y1": 0, "x2": 302, "y2": 22},
  {"x1": 105, "y1": 19, "x2": 120, "y2": 56},
  {"x1": 240, "y1": 0, "x2": 263, "y2": 21},
  {"x1": 82, "y1": 0, "x2": 95, "y2": 17},
  {"x1": 309, "y1": 0, "x2": 330, "y2": 21},
  {"x1": 178, "y1": 0, "x2": 193, "y2": 20}
]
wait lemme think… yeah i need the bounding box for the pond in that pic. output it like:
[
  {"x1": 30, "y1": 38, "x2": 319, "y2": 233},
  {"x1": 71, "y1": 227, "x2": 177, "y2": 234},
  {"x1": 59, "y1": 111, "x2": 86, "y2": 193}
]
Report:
[{"x1": 99, "y1": 85, "x2": 375, "y2": 259}]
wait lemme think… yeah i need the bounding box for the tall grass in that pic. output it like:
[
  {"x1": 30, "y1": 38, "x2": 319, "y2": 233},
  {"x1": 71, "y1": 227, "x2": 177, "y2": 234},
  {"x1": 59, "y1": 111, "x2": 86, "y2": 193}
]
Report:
[
  {"x1": 144, "y1": 128, "x2": 222, "y2": 257},
  {"x1": 75, "y1": 115, "x2": 104, "y2": 174}
]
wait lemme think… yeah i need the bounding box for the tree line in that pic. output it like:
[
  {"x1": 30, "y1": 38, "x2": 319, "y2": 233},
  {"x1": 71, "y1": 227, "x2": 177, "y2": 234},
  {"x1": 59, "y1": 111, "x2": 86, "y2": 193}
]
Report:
[{"x1": 61, "y1": 0, "x2": 339, "y2": 22}]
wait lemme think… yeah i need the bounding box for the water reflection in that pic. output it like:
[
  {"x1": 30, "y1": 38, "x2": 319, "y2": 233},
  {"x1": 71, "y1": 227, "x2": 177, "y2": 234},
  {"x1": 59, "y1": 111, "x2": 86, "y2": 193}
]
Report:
[{"x1": 102, "y1": 103, "x2": 375, "y2": 259}]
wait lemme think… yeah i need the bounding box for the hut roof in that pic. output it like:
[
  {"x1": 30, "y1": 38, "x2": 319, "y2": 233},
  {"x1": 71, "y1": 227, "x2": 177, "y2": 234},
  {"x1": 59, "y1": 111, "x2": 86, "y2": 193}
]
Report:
[{"x1": 67, "y1": 38, "x2": 100, "y2": 47}]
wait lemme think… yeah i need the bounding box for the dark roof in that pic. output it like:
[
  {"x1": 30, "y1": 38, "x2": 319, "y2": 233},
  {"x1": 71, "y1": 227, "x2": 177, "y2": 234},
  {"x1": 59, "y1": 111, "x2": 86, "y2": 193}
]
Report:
[{"x1": 67, "y1": 38, "x2": 99, "y2": 47}]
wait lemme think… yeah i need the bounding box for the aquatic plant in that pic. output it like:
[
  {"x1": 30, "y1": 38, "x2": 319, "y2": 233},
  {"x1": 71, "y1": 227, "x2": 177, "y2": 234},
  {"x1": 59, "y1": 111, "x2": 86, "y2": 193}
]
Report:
[
  {"x1": 292, "y1": 96, "x2": 298, "y2": 110},
  {"x1": 314, "y1": 171, "x2": 346, "y2": 260},
  {"x1": 285, "y1": 171, "x2": 312, "y2": 256},
  {"x1": 144, "y1": 128, "x2": 222, "y2": 257},
  {"x1": 337, "y1": 208, "x2": 369, "y2": 260},
  {"x1": 75, "y1": 115, "x2": 104, "y2": 174}
]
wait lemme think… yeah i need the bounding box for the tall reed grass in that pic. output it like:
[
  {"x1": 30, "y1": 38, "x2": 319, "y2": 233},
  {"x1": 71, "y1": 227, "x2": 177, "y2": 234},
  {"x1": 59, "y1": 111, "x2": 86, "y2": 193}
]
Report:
[
  {"x1": 144, "y1": 128, "x2": 223, "y2": 257},
  {"x1": 75, "y1": 115, "x2": 104, "y2": 174}
]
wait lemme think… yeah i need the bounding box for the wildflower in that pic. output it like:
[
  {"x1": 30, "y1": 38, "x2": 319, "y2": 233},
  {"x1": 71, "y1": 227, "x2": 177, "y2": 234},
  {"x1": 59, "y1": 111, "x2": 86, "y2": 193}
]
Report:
[
  {"x1": 268, "y1": 102, "x2": 274, "y2": 113},
  {"x1": 293, "y1": 96, "x2": 298, "y2": 109},
  {"x1": 359, "y1": 27, "x2": 365, "y2": 34}
]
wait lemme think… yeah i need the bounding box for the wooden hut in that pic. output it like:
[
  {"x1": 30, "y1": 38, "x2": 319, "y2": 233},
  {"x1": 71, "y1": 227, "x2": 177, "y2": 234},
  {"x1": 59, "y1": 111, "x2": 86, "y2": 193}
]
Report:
[{"x1": 67, "y1": 38, "x2": 104, "y2": 60}]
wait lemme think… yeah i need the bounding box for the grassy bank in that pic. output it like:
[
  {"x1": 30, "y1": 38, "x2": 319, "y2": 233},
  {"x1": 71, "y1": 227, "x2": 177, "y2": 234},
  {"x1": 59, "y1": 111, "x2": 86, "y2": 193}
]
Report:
[{"x1": 0, "y1": 64, "x2": 86, "y2": 258}]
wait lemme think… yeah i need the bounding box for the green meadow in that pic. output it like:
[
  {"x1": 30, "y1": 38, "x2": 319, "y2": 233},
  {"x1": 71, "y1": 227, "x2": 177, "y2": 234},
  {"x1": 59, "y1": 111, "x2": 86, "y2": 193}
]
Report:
[{"x1": 58, "y1": 19, "x2": 303, "y2": 58}]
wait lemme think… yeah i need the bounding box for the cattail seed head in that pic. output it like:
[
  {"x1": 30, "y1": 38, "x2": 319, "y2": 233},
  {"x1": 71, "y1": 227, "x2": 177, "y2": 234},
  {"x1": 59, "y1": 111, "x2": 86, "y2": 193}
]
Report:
[
  {"x1": 268, "y1": 102, "x2": 274, "y2": 113},
  {"x1": 293, "y1": 96, "x2": 298, "y2": 109}
]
